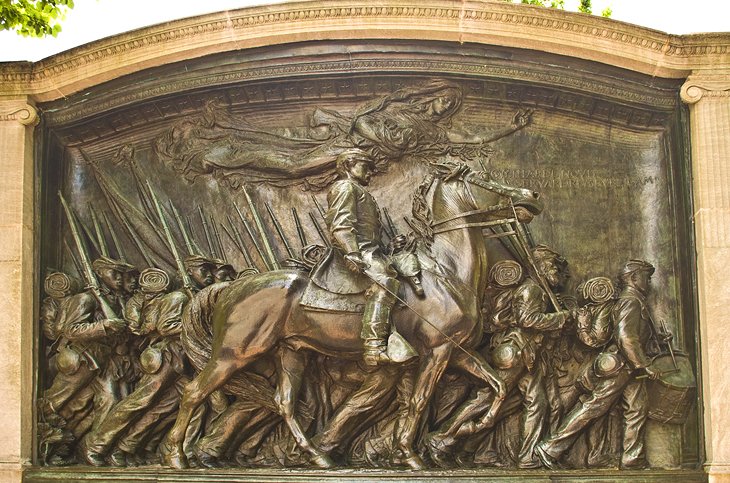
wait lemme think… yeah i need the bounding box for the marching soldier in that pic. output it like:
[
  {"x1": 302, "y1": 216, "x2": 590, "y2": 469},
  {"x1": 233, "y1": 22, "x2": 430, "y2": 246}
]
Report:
[
  {"x1": 80, "y1": 268, "x2": 194, "y2": 466},
  {"x1": 426, "y1": 249, "x2": 572, "y2": 468},
  {"x1": 184, "y1": 255, "x2": 216, "y2": 289},
  {"x1": 536, "y1": 259, "x2": 659, "y2": 470},
  {"x1": 43, "y1": 257, "x2": 128, "y2": 430}
]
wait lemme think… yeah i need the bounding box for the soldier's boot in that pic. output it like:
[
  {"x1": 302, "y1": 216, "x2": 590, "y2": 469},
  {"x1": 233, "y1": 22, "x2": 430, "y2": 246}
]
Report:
[{"x1": 361, "y1": 284, "x2": 398, "y2": 366}]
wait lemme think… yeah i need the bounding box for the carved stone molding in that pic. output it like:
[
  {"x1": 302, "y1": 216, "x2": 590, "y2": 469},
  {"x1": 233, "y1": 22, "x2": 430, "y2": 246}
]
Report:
[
  {"x1": 0, "y1": 0, "x2": 728, "y2": 102},
  {"x1": 680, "y1": 73, "x2": 730, "y2": 104},
  {"x1": 0, "y1": 103, "x2": 39, "y2": 126}
]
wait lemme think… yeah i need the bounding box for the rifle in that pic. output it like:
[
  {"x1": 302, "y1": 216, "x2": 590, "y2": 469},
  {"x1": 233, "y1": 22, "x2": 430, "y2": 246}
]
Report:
[
  {"x1": 198, "y1": 206, "x2": 215, "y2": 259},
  {"x1": 309, "y1": 211, "x2": 331, "y2": 247},
  {"x1": 169, "y1": 201, "x2": 194, "y2": 256},
  {"x1": 89, "y1": 205, "x2": 109, "y2": 257},
  {"x1": 240, "y1": 187, "x2": 280, "y2": 270},
  {"x1": 147, "y1": 183, "x2": 195, "y2": 294},
  {"x1": 59, "y1": 192, "x2": 119, "y2": 320},
  {"x1": 266, "y1": 203, "x2": 294, "y2": 258},
  {"x1": 292, "y1": 207, "x2": 308, "y2": 248},
  {"x1": 220, "y1": 221, "x2": 254, "y2": 269},
  {"x1": 101, "y1": 211, "x2": 126, "y2": 263}
]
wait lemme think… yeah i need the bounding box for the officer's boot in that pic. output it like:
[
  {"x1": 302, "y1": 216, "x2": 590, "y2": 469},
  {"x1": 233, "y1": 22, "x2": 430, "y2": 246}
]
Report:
[{"x1": 361, "y1": 283, "x2": 398, "y2": 366}]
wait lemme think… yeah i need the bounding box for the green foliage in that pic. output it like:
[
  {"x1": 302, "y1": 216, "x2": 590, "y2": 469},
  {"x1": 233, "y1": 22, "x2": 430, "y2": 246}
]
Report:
[
  {"x1": 0, "y1": 0, "x2": 74, "y2": 37},
  {"x1": 520, "y1": 0, "x2": 565, "y2": 7},
  {"x1": 515, "y1": 0, "x2": 610, "y2": 18}
]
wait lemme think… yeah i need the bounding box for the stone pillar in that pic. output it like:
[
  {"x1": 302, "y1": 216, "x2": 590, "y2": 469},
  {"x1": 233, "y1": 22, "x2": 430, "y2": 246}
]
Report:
[
  {"x1": 0, "y1": 99, "x2": 38, "y2": 483},
  {"x1": 681, "y1": 72, "x2": 730, "y2": 483}
]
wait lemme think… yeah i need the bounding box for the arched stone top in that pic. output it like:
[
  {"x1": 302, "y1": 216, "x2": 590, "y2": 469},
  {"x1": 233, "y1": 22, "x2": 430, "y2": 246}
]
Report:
[{"x1": 1, "y1": 0, "x2": 729, "y2": 102}]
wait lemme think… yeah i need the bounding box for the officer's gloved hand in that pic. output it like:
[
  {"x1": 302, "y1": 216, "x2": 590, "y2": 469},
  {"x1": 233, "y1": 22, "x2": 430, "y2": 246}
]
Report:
[
  {"x1": 387, "y1": 235, "x2": 407, "y2": 253},
  {"x1": 344, "y1": 252, "x2": 368, "y2": 273}
]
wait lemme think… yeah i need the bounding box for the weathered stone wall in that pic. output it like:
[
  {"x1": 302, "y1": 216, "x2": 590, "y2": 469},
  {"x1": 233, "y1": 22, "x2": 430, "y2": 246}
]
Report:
[{"x1": 0, "y1": 1, "x2": 728, "y2": 481}]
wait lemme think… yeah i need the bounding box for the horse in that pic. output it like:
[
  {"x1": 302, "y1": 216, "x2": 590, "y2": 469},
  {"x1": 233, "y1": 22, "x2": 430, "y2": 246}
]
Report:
[{"x1": 161, "y1": 163, "x2": 543, "y2": 470}]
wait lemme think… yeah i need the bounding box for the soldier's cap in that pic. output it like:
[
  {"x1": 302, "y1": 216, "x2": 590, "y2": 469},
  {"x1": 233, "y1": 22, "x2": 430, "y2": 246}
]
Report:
[
  {"x1": 91, "y1": 256, "x2": 132, "y2": 275},
  {"x1": 619, "y1": 259, "x2": 655, "y2": 277},
  {"x1": 532, "y1": 244, "x2": 566, "y2": 265},
  {"x1": 184, "y1": 254, "x2": 216, "y2": 270},
  {"x1": 212, "y1": 259, "x2": 235, "y2": 272}
]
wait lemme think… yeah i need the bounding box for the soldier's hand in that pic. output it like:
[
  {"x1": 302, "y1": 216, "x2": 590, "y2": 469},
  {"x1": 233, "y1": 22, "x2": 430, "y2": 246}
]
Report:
[
  {"x1": 644, "y1": 366, "x2": 660, "y2": 380},
  {"x1": 344, "y1": 252, "x2": 368, "y2": 274},
  {"x1": 104, "y1": 318, "x2": 127, "y2": 333},
  {"x1": 388, "y1": 234, "x2": 407, "y2": 253}
]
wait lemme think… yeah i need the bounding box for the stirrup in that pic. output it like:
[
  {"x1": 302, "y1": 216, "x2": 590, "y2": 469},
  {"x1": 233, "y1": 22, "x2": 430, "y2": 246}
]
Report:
[{"x1": 363, "y1": 347, "x2": 390, "y2": 366}]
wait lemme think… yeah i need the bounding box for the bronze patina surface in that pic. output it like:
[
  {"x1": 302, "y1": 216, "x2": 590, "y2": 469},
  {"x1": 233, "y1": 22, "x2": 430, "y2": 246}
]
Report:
[{"x1": 31, "y1": 40, "x2": 701, "y2": 480}]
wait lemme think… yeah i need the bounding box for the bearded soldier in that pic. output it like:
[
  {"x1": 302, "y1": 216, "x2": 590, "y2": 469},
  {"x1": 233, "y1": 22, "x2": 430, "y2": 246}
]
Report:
[{"x1": 536, "y1": 259, "x2": 659, "y2": 470}]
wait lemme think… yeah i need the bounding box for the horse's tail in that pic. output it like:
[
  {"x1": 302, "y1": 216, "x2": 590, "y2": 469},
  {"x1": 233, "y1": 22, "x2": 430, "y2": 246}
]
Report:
[{"x1": 181, "y1": 281, "x2": 277, "y2": 412}]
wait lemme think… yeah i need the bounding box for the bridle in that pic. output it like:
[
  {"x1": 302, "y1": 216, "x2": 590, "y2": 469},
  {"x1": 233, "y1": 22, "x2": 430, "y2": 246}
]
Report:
[{"x1": 431, "y1": 172, "x2": 517, "y2": 235}]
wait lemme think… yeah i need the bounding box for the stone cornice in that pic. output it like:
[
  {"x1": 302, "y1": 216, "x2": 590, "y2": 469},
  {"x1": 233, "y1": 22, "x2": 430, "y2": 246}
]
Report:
[{"x1": 0, "y1": 0, "x2": 728, "y2": 102}]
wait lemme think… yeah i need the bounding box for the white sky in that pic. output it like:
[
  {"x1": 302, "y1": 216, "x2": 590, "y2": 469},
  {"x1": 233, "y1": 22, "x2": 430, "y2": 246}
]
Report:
[{"x1": 0, "y1": 0, "x2": 728, "y2": 62}]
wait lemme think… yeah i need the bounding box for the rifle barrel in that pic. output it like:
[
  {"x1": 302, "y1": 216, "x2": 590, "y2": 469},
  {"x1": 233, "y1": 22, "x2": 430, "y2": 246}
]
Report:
[
  {"x1": 265, "y1": 203, "x2": 294, "y2": 258},
  {"x1": 240, "y1": 187, "x2": 280, "y2": 270},
  {"x1": 292, "y1": 207, "x2": 307, "y2": 247}
]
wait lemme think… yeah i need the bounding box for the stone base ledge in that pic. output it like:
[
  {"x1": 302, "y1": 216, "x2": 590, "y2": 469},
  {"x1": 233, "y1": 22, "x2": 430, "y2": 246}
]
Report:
[{"x1": 22, "y1": 467, "x2": 708, "y2": 482}]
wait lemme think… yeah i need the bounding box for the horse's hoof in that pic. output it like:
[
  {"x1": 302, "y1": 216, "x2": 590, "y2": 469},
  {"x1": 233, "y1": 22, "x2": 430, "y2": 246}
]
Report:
[
  {"x1": 403, "y1": 452, "x2": 427, "y2": 470},
  {"x1": 425, "y1": 435, "x2": 455, "y2": 469},
  {"x1": 160, "y1": 441, "x2": 189, "y2": 469},
  {"x1": 311, "y1": 453, "x2": 336, "y2": 469}
]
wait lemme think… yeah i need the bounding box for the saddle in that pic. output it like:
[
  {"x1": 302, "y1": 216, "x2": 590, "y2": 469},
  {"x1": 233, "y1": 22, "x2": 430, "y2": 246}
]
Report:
[{"x1": 300, "y1": 247, "x2": 421, "y2": 313}]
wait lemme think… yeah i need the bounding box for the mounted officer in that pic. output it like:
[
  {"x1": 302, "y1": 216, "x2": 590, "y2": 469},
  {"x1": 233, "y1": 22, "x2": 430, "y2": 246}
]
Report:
[{"x1": 313, "y1": 149, "x2": 406, "y2": 366}]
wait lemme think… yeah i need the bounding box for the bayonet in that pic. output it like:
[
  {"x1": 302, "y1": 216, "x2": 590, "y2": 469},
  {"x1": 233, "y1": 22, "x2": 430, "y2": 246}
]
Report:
[
  {"x1": 169, "y1": 201, "x2": 194, "y2": 256},
  {"x1": 240, "y1": 187, "x2": 280, "y2": 269},
  {"x1": 220, "y1": 221, "x2": 252, "y2": 268},
  {"x1": 198, "y1": 206, "x2": 215, "y2": 258},
  {"x1": 292, "y1": 207, "x2": 307, "y2": 247},
  {"x1": 59, "y1": 192, "x2": 119, "y2": 320},
  {"x1": 309, "y1": 211, "x2": 331, "y2": 247},
  {"x1": 311, "y1": 193, "x2": 326, "y2": 220},
  {"x1": 210, "y1": 215, "x2": 225, "y2": 260},
  {"x1": 101, "y1": 210, "x2": 125, "y2": 263},
  {"x1": 227, "y1": 218, "x2": 254, "y2": 268},
  {"x1": 265, "y1": 203, "x2": 294, "y2": 258},
  {"x1": 147, "y1": 182, "x2": 195, "y2": 294},
  {"x1": 89, "y1": 205, "x2": 108, "y2": 257}
]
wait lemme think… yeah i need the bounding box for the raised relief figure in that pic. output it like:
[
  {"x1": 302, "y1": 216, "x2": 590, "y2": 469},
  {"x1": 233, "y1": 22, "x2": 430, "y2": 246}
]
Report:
[
  {"x1": 41, "y1": 79, "x2": 695, "y2": 473},
  {"x1": 536, "y1": 260, "x2": 659, "y2": 469},
  {"x1": 317, "y1": 149, "x2": 409, "y2": 365}
]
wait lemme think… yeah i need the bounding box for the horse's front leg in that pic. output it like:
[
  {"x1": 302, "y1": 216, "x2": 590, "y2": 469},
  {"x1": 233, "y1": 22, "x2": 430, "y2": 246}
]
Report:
[
  {"x1": 425, "y1": 348, "x2": 508, "y2": 466},
  {"x1": 394, "y1": 342, "x2": 452, "y2": 470},
  {"x1": 274, "y1": 345, "x2": 334, "y2": 469}
]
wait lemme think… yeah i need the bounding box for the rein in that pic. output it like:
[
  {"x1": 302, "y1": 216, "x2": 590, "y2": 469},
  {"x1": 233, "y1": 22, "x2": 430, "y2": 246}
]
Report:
[{"x1": 431, "y1": 173, "x2": 514, "y2": 234}]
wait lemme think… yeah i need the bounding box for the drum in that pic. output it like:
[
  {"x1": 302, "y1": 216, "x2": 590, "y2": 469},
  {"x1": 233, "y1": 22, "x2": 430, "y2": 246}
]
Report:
[{"x1": 646, "y1": 352, "x2": 696, "y2": 425}]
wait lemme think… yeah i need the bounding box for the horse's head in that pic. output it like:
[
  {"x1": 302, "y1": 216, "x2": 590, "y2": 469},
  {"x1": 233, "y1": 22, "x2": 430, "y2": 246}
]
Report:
[
  {"x1": 465, "y1": 170, "x2": 543, "y2": 223},
  {"x1": 411, "y1": 163, "x2": 543, "y2": 242}
]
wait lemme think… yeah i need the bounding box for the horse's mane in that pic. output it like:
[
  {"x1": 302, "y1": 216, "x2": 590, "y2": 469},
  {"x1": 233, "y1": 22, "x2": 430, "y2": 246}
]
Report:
[{"x1": 408, "y1": 160, "x2": 473, "y2": 246}]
